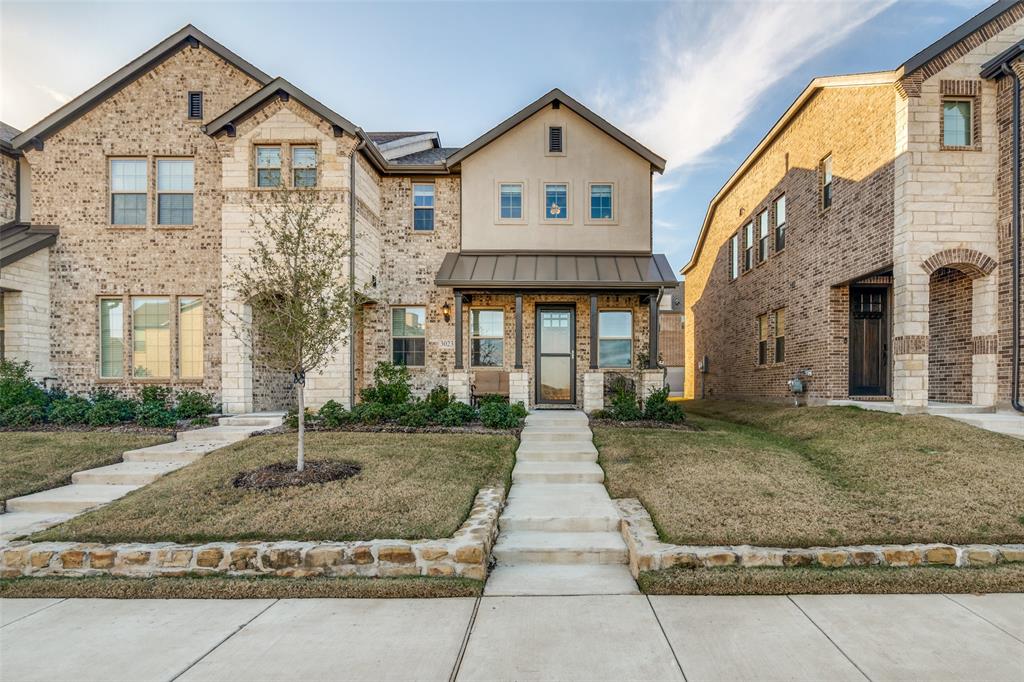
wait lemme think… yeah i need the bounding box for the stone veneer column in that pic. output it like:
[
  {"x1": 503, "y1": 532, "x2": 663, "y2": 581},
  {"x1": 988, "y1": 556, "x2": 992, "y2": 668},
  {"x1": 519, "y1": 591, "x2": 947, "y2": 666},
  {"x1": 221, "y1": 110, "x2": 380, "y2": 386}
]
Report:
[
  {"x1": 220, "y1": 298, "x2": 253, "y2": 415},
  {"x1": 448, "y1": 371, "x2": 470, "y2": 405},
  {"x1": 509, "y1": 371, "x2": 530, "y2": 407},
  {"x1": 972, "y1": 275, "x2": 998, "y2": 406},
  {"x1": 892, "y1": 259, "x2": 930, "y2": 412},
  {"x1": 639, "y1": 368, "x2": 666, "y2": 400},
  {"x1": 304, "y1": 339, "x2": 352, "y2": 409},
  {"x1": 0, "y1": 249, "x2": 51, "y2": 380},
  {"x1": 583, "y1": 371, "x2": 604, "y2": 413}
]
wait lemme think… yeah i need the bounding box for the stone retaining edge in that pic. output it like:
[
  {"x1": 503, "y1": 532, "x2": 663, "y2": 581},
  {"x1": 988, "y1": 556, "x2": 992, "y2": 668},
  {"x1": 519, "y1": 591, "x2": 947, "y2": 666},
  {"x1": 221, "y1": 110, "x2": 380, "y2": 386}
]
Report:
[
  {"x1": 0, "y1": 487, "x2": 504, "y2": 580},
  {"x1": 616, "y1": 499, "x2": 1024, "y2": 578}
]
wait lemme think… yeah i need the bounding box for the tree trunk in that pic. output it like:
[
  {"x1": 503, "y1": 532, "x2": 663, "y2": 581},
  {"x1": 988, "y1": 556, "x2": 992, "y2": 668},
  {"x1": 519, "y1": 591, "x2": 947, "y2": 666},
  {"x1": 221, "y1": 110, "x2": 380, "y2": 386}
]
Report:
[{"x1": 296, "y1": 381, "x2": 305, "y2": 472}]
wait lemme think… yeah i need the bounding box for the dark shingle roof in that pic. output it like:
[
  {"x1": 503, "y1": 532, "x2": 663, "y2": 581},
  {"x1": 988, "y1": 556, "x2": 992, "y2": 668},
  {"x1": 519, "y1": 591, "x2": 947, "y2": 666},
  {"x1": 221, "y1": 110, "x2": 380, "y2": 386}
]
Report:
[
  {"x1": 366, "y1": 131, "x2": 432, "y2": 145},
  {"x1": 1, "y1": 122, "x2": 21, "y2": 155},
  {"x1": 390, "y1": 147, "x2": 459, "y2": 165}
]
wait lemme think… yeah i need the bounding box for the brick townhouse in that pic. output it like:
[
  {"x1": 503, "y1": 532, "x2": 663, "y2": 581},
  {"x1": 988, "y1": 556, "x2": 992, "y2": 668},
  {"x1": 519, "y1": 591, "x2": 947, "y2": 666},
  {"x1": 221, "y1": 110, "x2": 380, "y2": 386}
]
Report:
[
  {"x1": 682, "y1": 0, "x2": 1024, "y2": 413},
  {"x1": 0, "y1": 25, "x2": 677, "y2": 413}
]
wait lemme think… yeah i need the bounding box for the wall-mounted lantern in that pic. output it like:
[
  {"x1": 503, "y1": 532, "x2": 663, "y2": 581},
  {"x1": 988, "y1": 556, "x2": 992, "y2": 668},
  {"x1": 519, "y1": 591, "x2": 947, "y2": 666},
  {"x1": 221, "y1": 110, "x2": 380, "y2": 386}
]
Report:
[{"x1": 442, "y1": 301, "x2": 452, "y2": 323}]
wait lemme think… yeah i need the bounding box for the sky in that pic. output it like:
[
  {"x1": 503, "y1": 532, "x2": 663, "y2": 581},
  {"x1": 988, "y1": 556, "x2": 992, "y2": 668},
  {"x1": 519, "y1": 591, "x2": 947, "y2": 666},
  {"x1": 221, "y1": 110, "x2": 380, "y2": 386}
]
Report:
[{"x1": 0, "y1": 0, "x2": 997, "y2": 273}]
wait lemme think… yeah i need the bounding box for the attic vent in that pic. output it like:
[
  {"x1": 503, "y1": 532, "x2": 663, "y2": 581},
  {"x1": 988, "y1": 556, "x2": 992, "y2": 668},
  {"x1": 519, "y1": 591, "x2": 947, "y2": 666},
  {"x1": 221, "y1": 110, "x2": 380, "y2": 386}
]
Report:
[
  {"x1": 188, "y1": 91, "x2": 203, "y2": 120},
  {"x1": 548, "y1": 125, "x2": 563, "y2": 154}
]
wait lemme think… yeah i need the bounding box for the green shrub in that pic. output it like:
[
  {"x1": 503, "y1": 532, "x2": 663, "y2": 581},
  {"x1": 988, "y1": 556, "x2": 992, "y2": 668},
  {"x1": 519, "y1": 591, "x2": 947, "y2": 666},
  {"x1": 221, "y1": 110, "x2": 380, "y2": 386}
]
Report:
[
  {"x1": 352, "y1": 402, "x2": 388, "y2": 425},
  {"x1": 1, "y1": 402, "x2": 46, "y2": 427},
  {"x1": 0, "y1": 360, "x2": 48, "y2": 414},
  {"x1": 190, "y1": 416, "x2": 212, "y2": 426},
  {"x1": 139, "y1": 385, "x2": 172, "y2": 407},
  {"x1": 480, "y1": 400, "x2": 527, "y2": 429},
  {"x1": 437, "y1": 401, "x2": 477, "y2": 427},
  {"x1": 175, "y1": 390, "x2": 215, "y2": 419},
  {"x1": 425, "y1": 385, "x2": 453, "y2": 411},
  {"x1": 88, "y1": 399, "x2": 137, "y2": 426},
  {"x1": 590, "y1": 409, "x2": 612, "y2": 420},
  {"x1": 642, "y1": 387, "x2": 685, "y2": 423},
  {"x1": 477, "y1": 394, "x2": 509, "y2": 406},
  {"x1": 136, "y1": 401, "x2": 178, "y2": 428},
  {"x1": 285, "y1": 408, "x2": 317, "y2": 430},
  {"x1": 318, "y1": 400, "x2": 351, "y2": 428},
  {"x1": 360, "y1": 362, "x2": 412, "y2": 405},
  {"x1": 397, "y1": 402, "x2": 435, "y2": 428},
  {"x1": 48, "y1": 395, "x2": 93, "y2": 425},
  {"x1": 608, "y1": 379, "x2": 643, "y2": 421}
]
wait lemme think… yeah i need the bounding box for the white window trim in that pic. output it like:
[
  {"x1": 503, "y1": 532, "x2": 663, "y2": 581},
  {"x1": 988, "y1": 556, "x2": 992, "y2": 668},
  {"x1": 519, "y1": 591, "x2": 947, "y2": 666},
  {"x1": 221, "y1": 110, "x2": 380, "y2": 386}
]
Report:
[
  {"x1": 545, "y1": 123, "x2": 567, "y2": 157},
  {"x1": 540, "y1": 180, "x2": 572, "y2": 224},
  {"x1": 411, "y1": 182, "x2": 436, "y2": 233},
  {"x1": 585, "y1": 181, "x2": 618, "y2": 225},
  {"x1": 255, "y1": 144, "x2": 283, "y2": 189},
  {"x1": 290, "y1": 145, "x2": 319, "y2": 189},
  {"x1": 177, "y1": 295, "x2": 205, "y2": 381},
  {"x1": 131, "y1": 295, "x2": 173, "y2": 380},
  {"x1": 494, "y1": 180, "x2": 528, "y2": 225},
  {"x1": 109, "y1": 157, "x2": 148, "y2": 227},
  {"x1": 597, "y1": 308, "x2": 633, "y2": 369},
  {"x1": 470, "y1": 307, "x2": 505, "y2": 368},
  {"x1": 98, "y1": 296, "x2": 126, "y2": 380},
  {"x1": 391, "y1": 304, "x2": 427, "y2": 368},
  {"x1": 156, "y1": 157, "x2": 195, "y2": 227}
]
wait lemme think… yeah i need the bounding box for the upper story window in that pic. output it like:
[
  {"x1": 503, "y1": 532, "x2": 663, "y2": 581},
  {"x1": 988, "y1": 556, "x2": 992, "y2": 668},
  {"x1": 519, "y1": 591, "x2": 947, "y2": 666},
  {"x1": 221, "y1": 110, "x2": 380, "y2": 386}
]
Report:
[
  {"x1": 773, "y1": 308, "x2": 786, "y2": 363},
  {"x1": 757, "y1": 209, "x2": 769, "y2": 263},
  {"x1": 744, "y1": 221, "x2": 754, "y2": 271},
  {"x1": 157, "y1": 159, "x2": 194, "y2": 225},
  {"x1": 943, "y1": 99, "x2": 972, "y2": 147},
  {"x1": 471, "y1": 309, "x2": 504, "y2": 367},
  {"x1": 598, "y1": 310, "x2": 632, "y2": 368},
  {"x1": 730, "y1": 233, "x2": 740, "y2": 281},
  {"x1": 187, "y1": 92, "x2": 203, "y2": 120},
  {"x1": 392, "y1": 306, "x2": 426, "y2": 367},
  {"x1": 548, "y1": 125, "x2": 564, "y2": 154},
  {"x1": 590, "y1": 183, "x2": 613, "y2": 221},
  {"x1": 110, "y1": 159, "x2": 147, "y2": 225},
  {"x1": 757, "y1": 314, "x2": 769, "y2": 366},
  {"x1": 774, "y1": 195, "x2": 786, "y2": 251},
  {"x1": 821, "y1": 154, "x2": 833, "y2": 209},
  {"x1": 413, "y1": 183, "x2": 435, "y2": 231},
  {"x1": 545, "y1": 183, "x2": 568, "y2": 220},
  {"x1": 256, "y1": 146, "x2": 282, "y2": 187},
  {"x1": 292, "y1": 146, "x2": 317, "y2": 188},
  {"x1": 500, "y1": 183, "x2": 523, "y2": 220}
]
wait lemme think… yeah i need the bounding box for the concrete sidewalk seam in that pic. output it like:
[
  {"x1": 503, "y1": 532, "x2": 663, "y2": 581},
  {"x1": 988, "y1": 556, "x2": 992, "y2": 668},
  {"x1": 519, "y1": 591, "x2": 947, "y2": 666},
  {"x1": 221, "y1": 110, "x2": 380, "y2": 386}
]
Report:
[
  {"x1": 645, "y1": 595, "x2": 688, "y2": 682},
  {"x1": 449, "y1": 594, "x2": 482, "y2": 682},
  {"x1": 167, "y1": 598, "x2": 279, "y2": 682},
  {"x1": 942, "y1": 594, "x2": 1024, "y2": 645},
  {"x1": 0, "y1": 597, "x2": 66, "y2": 629},
  {"x1": 787, "y1": 596, "x2": 873, "y2": 682}
]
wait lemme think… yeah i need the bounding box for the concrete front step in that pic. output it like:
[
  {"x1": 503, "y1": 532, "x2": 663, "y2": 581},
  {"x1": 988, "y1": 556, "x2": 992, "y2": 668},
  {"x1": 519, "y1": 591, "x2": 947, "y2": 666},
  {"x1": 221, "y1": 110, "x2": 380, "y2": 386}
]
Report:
[
  {"x1": 72, "y1": 460, "x2": 187, "y2": 486},
  {"x1": 525, "y1": 411, "x2": 589, "y2": 425},
  {"x1": 485, "y1": 564, "x2": 639, "y2": 596},
  {"x1": 512, "y1": 461, "x2": 604, "y2": 484},
  {"x1": 123, "y1": 440, "x2": 223, "y2": 462},
  {"x1": 520, "y1": 428, "x2": 594, "y2": 443},
  {"x1": 515, "y1": 446, "x2": 598, "y2": 463},
  {"x1": 218, "y1": 414, "x2": 285, "y2": 427},
  {"x1": 516, "y1": 440, "x2": 597, "y2": 457},
  {"x1": 499, "y1": 494, "x2": 621, "y2": 532},
  {"x1": 176, "y1": 426, "x2": 261, "y2": 443},
  {"x1": 0, "y1": 511, "x2": 76, "y2": 541},
  {"x1": 6, "y1": 484, "x2": 140, "y2": 514},
  {"x1": 493, "y1": 531, "x2": 628, "y2": 565}
]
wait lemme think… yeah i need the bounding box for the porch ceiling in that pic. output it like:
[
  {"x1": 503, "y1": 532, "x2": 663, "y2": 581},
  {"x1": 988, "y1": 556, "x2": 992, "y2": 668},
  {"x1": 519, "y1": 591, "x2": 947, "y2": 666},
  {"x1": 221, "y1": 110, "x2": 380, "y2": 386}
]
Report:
[{"x1": 434, "y1": 252, "x2": 678, "y2": 290}]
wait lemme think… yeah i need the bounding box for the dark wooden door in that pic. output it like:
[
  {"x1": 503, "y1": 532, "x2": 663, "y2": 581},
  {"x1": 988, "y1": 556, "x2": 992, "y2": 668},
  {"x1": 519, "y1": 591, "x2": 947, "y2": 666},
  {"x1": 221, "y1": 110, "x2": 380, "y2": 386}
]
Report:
[{"x1": 849, "y1": 287, "x2": 889, "y2": 396}]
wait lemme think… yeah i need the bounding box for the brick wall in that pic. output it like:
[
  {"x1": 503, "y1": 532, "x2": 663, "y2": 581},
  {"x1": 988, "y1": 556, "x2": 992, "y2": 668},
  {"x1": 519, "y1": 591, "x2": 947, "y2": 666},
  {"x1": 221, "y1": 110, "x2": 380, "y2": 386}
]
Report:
[
  {"x1": 928, "y1": 267, "x2": 973, "y2": 402},
  {"x1": 0, "y1": 154, "x2": 16, "y2": 222}
]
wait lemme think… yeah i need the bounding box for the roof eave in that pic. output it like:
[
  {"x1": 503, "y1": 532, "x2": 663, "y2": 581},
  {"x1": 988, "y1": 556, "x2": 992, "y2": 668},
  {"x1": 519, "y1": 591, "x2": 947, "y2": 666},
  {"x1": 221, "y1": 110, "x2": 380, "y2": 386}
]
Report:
[
  {"x1": 204, "y1": 78, "x2": 359, "y2": 138},
  {"x1": 902, "y1": 0, "x2": 1020, "y2": 76},
  {"x1": 980, "y1": 38, "x2": 1024, "y2": 77}
]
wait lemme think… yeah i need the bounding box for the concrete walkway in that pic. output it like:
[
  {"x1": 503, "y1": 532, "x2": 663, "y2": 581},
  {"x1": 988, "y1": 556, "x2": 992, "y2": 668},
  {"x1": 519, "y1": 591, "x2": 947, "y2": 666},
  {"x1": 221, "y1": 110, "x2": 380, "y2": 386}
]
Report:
[
  {"x1": 487, "y1": 409, "x2": 637, "y2": 595},
  {"x1": 1, "y1": 593, "x2": 1021, "y2": 681},
  {"x1": 0, "y1": 413, "x2": 284, "y2": 541}
]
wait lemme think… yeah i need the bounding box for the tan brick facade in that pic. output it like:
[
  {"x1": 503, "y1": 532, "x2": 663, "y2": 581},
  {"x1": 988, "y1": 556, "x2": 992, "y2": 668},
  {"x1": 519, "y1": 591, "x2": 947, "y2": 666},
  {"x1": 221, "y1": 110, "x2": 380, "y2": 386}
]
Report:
[{"x1": 0, "y1": 154, "x2": 16, "y2": 222}]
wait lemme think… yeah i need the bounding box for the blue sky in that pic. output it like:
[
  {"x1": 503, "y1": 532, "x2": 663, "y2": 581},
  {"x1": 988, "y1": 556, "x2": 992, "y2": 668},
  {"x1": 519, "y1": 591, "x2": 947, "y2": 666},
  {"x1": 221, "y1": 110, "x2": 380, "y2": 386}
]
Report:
[{"x1": 0, "y1": 0, "x2": 994, "y2": 272}]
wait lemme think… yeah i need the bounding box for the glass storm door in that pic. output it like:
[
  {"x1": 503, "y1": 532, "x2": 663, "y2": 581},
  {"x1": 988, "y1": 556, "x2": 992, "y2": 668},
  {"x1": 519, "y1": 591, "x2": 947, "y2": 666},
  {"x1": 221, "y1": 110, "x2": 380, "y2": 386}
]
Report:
[{"x1": 536, "y1": 307, "x2": 575, "y2": 404}]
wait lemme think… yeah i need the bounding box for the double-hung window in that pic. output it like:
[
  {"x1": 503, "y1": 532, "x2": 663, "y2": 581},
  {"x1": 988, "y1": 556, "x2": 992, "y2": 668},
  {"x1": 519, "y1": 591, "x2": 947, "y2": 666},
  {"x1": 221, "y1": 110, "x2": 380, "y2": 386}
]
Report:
[
  {"x1": 821, "y1": 154, "x2": 833, "y2": 209},
  {"x1": 392, "y1": 306, "x2": 425, "y2": 366},
  {"x1": 545, "y1": 183, "x2": 568, "y2": 220},
  {"x1": 774, "y1": 195, "x2": 787, "y2": 251},
  {"x1": 500, "y1": 183, "x2": 523, "y2": 220},
  {"x1": 132, "y1": 297, "x2": 171, "y2": 378},
  {"x1": 757, "y1": 314, "x2": 769, "y2": 366},
  {"x1": 598, "y1": 311, "x2": 632, "y2": 368},
  {"x1": 178, "y1": 297, "x2": 204, "y2": 380},
  {"x1": 757, "y1": 209, "x2": 769, "y2": 263},
  {"x1": 590, "y1": 184, "x2": 613, "y2": 221},
  {"x1": 110, "y1": 159, "x2": 147, "y2": 225},
  {"x1": 943, "y1": 100, "x2": 972, "y2": 147},
  {"x1": 157, "y1": 159, "x2": 194, "y2": 225},
  {"x1": 773, "y1": 308, "x2": 786, "y2": 363},
  {"x1": 256, "y1": 146, "x2": 282, "y2": 187},
  {"x1": 730, "y1": 233, "x2": 740, "y2": 280},
  {"x1": 292, "y1": 146, "x2": 317, "y2": 188},
  {"x1": 99, "y1": 299, "x2": 125, "y2": 378},
  {"x1": 413, "y1": 184, "x2": 435, "y2": 231},
  {"x1": 744, "y1": 222, "x2": 754, "y2": 271},
  {"x1": 471, "y1": 309, "x2": 504, "y2": 367}
]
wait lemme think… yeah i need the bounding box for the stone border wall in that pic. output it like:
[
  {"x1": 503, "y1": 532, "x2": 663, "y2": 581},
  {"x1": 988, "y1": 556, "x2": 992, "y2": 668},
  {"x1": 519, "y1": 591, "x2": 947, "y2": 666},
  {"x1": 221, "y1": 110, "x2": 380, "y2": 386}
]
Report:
[
  {"x1": 617, "y1": 499, "x2": 1024, "y2": 578},
  {"x1": 0, "y1": 488, "x2": 503, "y2": 580}
]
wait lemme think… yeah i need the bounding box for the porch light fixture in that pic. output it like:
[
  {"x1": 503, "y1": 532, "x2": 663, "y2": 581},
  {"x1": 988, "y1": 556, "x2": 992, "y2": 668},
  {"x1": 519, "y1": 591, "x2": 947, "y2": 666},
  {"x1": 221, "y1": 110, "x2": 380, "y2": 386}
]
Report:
[{"x1": 442, "y1": 301, "x2": 452, "y2": 322}]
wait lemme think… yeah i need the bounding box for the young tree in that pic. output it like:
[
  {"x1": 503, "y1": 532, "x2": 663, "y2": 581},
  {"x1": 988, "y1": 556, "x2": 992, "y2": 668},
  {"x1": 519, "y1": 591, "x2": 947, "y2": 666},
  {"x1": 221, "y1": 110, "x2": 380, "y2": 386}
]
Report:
[{"x1": 224, "y1": 189, "x2": 351, "y2": 471}]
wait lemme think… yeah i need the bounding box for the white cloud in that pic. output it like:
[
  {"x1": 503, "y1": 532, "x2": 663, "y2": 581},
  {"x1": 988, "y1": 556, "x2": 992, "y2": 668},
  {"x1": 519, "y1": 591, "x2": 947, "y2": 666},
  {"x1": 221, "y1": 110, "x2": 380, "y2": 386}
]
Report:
[{"x1": 33, "y1": 84, "x2": 72, "y2": 107}]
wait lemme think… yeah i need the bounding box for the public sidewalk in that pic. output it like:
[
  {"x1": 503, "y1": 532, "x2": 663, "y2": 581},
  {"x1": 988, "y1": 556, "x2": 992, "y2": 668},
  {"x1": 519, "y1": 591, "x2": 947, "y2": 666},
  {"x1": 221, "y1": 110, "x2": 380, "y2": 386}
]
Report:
[{"x1": 1, "y1": 593, "x2": 1021, "y2": 681}]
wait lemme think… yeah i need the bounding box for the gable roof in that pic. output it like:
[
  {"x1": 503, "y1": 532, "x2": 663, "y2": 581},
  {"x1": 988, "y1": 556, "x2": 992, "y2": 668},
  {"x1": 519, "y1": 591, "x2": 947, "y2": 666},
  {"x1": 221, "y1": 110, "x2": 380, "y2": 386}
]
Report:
[
  {"x1": 203, "y1": 77, "x2": 359, "y2": 138},
  {"x1": 445, "y1": 88, "x2": 667, "y2": 174},
  {"x1": 11, "y1": 24, "x2": 271, "y2": 150},
  {"x1": 0, "y1": 122, "x2": 21, "y2": 157},
  {"x1": 900, "y1": 0, "x2": 1021, "y2": 76}
]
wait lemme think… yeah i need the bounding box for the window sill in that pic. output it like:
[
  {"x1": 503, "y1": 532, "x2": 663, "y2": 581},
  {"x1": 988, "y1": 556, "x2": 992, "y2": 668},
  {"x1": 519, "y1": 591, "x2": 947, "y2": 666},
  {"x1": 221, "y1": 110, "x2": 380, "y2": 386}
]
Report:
[
  {"x1": 540, "y1": 219, "x2": 572, "y2": 226},
  {"x1": 495, "y1": 219, "x2": 528, "y2": 226},
  {"x1": 939, "y1": 144, "x2": 982, "y2": 152},
  {"x1": 108, "y1": 224, "x2": 148, "y2": 231},
  {"x1": 409, "y1": 229, "x2": 435, "y2": 235},
  {"x1": 153, "y1": 225, "x2": 195, "y2": 231},
  {"x1": 585, "y1": 219, "x2": 619, "y2": 227}
]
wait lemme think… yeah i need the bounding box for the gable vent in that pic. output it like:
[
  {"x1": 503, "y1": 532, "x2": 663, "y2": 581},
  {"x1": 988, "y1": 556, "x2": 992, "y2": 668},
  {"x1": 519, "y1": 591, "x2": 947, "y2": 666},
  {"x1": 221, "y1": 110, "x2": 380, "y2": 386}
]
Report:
[
  {"x1": 188, "y1": 91, "x2": 203, "y2": 120},
  {"x1": 548, "y1": 125, "x2": 563, "y2": 153}
]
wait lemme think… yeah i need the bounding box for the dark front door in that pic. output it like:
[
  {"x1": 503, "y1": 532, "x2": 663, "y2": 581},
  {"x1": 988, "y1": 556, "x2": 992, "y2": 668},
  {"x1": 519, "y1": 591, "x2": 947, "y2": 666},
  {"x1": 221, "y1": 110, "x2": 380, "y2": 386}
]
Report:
[
  {"x1": 849, "y1": 286, "x2": 890, "y2": 396},
  {"x1": 536, "y1": 306, "x2": 575, "y2": 404}
]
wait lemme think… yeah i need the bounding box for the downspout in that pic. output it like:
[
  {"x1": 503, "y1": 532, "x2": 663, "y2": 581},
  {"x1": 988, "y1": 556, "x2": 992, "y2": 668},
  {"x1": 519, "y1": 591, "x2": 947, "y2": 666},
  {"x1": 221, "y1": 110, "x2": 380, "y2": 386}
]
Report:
[
  {"x1": 350, "y1": 139, "x2": 365, "y2": 409},
  {"x1": 1002, "y1": 63, "x2": 1024, "y2": 413}
]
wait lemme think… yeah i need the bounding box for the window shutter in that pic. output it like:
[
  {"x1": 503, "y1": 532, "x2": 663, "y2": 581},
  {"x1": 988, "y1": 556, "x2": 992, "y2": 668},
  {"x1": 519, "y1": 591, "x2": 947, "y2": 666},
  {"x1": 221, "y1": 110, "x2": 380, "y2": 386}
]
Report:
[
  {"x1": 188, "y1": 92, "x2": 203, "y2": 120},
  {"x1": 548, "y1": 126, "x2": 563, "y2": 153}
]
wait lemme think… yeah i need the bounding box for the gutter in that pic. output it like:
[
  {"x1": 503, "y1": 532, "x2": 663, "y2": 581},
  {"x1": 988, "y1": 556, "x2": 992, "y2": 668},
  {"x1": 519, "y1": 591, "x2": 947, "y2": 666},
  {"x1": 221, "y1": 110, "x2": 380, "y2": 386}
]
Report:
[
  {"x1": 1003, "y1": 63, "x2": 1024, "y2": 413},
  {"x1": 350, "y1": 137, "x2": 365, "y2": 409}
]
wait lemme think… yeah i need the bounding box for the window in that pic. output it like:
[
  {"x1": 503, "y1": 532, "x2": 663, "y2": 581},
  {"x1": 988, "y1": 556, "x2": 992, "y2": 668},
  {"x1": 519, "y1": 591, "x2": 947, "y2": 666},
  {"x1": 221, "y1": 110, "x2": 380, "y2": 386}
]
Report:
[
  {"x1": 392, "y1": 306, "x2": 425, "y2": 366},
  {"x1": 545, "y1": 183, "x2": 568, "y2": 220},
  {"x1": 413, "y1": 184, "x2": 435, "y2": 231},
  {"x1": 99, "y1": 298, "x2": 124, "y2": 378},
  {"x1": 598, "y1": 310, "x2": 632, "y2": 368},
  {"x1": 774, "y1": 195, "x2": 786, "y2": 251},
  {"x1": 548, "y1": 125, "x2": 564, "y2": 154},
  {"x1": 256, "y1": 146, "x2": 282, "y2": 187},
  {"x1": 744, "y1": 222, "x2": 754, "y2": 271},
  {"x1": 730, "y1": 233, "x2": 740, "y2": 280},
  {"x1": 499, "y1": 183, "x2": 523, "y2": 220},
  {"x1": 0, "y1": 294, "x2": 6, "y2": 361},
  {"x1": 943, "y1": 100, "x2": 972, "y2": 147},
  {"x1": 132, "y1": 297, "x2": 171, "y2": 378},
  {"x1": 110, "y1": 159, "x2": 147, "y2": 225},
  {"x1": 178, "y1": 297, "x2": 204, "y2": 379},
  {"x1": 292, "y1": 146, "x2": 317, "y2": 188},
  {"x1": 757, "y1": 209, "x2": 769, "y2": 263},
  {"x1": 773, "y1": 308, "x2": 785, "y2": 363},
  {"x1": 757, "y1": 314, "x2": 769, "y2": 366},
  {"x1": 187, "y1": 91, "x2": 203, "y2": 120},
  {"x1": 821, "y1": 154, "x2": 833, "y2": 209},
  {"x1": 157, "y1": 159, "x2": 194, "y2": 225},
  {"x1": 590, "y1": 184, "x2": 613, "y2": 221},
  {"x1": 471, "y1": 309, "x2": 504, "y2": 367}
]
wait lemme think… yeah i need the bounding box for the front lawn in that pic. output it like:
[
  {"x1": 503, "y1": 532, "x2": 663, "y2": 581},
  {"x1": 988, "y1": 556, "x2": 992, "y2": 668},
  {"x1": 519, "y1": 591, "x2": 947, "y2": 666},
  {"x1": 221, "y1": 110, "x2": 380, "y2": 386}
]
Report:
[
  {"x1": 597, "y1": 400, "x2": 1024, "y2": 547},
  {"x1": 1, "y1": 432, "x2": 171, "y2": 509},
  {"x1": 34, "y1": 432, "x2": 516, "y2": 543}
]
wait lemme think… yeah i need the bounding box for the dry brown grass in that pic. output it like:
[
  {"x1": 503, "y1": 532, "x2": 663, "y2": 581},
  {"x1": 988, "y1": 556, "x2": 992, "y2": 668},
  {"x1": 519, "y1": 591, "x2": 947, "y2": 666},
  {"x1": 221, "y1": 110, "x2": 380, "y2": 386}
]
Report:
[
  {"x1": 0, "y1": 575, "x2": 481, "y2": 599},
  {"x1": 639, "y1": 565, "x2": 1024, "y2": 595},
  {"x1": 34, "y1": 431, "x2": 516, "y2": 543},
  {"x1": 597, "y1": 400, "x2": 1024, "y2": 546},
  {"x1": 0, "y1": 432, "x2": 170, "y2": 508}
]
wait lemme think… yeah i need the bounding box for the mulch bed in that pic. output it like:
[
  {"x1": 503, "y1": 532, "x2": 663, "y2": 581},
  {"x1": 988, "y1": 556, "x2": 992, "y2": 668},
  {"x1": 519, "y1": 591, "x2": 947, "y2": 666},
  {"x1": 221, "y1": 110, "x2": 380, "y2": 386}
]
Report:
[
  {"x1": 0, "y1": 423, "x2": 192, "y2": 435},
  {"x1": 589, "y1": 418, "x2": 699, "y2": 431},
  {"x1": 255, "y1": 423, "x2": 520, "y2": 436},
  {"x1": 232, "y1": 459, "x2": 362, "y2": 490}
]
